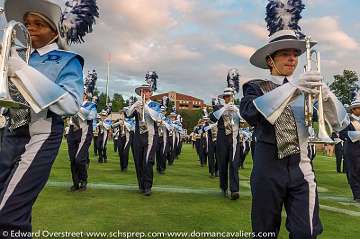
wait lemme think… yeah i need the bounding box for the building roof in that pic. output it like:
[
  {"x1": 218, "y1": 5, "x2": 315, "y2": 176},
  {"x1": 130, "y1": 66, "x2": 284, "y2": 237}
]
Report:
[{"x1": 152, "y1": 91, "x2": 203, "y2": 102}]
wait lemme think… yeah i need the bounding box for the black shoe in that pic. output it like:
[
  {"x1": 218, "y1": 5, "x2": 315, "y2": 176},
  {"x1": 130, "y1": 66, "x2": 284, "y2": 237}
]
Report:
[
  {"x1": 230, "y1": 192, "x2": 240, "y2": 200},
  {"x1": 70, "y1": 185, "x2": 79, "y2": 192},
  {"x1": 79, "y1": 182, "x2": 87, "y2": 192},
  {"x1": 144, "y1": 189, "x2": 152, "y2": 196}
]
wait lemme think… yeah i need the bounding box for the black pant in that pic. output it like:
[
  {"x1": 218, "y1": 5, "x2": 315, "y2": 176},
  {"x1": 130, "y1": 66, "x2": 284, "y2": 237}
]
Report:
[
  {"x1": 118, "y1": 134, "x2": 131, "y2": 171},
  {"x1": 67, "y1": 122, "x2": 93, "y2": 187},
  {"x1": 93, "y1": 135, "x2": 98, "y2": 156},
  {"x1": 335, "y1": 145, "x2": 345, "y2": 173},
  {"x1": 113, "y1": 138, "x2": 118, "y2": 152},
  {"x1": 167, "y1": 137, "x2": 174, "y2": 165},
  {"x1": 156, "y1": 136, "x2": 167, "y2": 173},
  {"x1": 216, "y1": 131, "x2": 240, "y2": 193},
  {"x1": 133, "y1": 132, "x2": 158, "y2": 191},
  {"x1": 199, "y1": 138, "x2": 207, "y2": 166},
  {"x1": 208, "y1": 140, "x2": 217, "y2": 174},
  {"x1": 0, "y1": 115, "x2": 64, "y2": 237},
  {"x1": 97, "y1": 131, "x2": 108, "y2": 163},
  {"x1": 240, "y1": 141, "x2": 250, "y2": 167},
  {"x1": 251, "y1": 142, "x2": 322, "y2": 239}
]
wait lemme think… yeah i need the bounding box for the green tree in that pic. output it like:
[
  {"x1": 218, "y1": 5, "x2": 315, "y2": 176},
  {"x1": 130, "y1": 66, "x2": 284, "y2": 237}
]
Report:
[
  {"x1": 97, "y1": 92, "x2": 110, "y2": 112},
  {"x1": 111, "y1": 93, "x2": 125, "y2": 112},
  {"x1": 178, "y1": 109, "x2": 203, "y2": 132},
  {"x1": 330, "y1": 70, "x2": 359, "y2": 105}
]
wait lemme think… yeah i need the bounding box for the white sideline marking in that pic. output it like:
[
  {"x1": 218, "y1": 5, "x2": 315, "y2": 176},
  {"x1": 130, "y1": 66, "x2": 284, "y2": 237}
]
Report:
[
  {"x1": 338, "y1": 202, "x2": 360, "y2": 208},
  {"x1": 320, "y1": 205, "x2": 360, "y2": 217},
  {"x1": 46, "y1": 181, "x2": 360, "y2": 217}
]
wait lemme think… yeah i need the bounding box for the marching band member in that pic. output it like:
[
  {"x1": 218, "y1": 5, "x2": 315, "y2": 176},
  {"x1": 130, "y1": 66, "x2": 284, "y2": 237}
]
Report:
[
  {"x1": 93, "y1": 113, "x2": 100, "y2": 157},
  {"x1": 97, "y1": 110, "x2": 111, "y2": 163},
  {"x1": 67, "y1": 70, "x2": 97, "y2": 192},
  {"x1": 92, "y1": 96, "x2": 100, "y2": 157},
  {"x1": 0, "y1": 0, "x2": 98, "y2": 235},
  {"x1": 340, "y1": 99, "x2": 360, "y2": 203},
  {"x1": 239, "y1": 127, "x2": 251, "y2": 169},
  {"x1": 112, "y1": 119, "x2": 120, "y2": 153},
  {"x1": 156, "y1": 106, "x2": 170, "y2": 174},
  {"x1": 168, "y1": 111, "x2": 178, "y2": 166},
  {"x1": 206, "y1": 99, "x2": 220, "y2": 177},
  {"x1": 67, "y1": 91, "x2": 97, "y2": 192},
  {"x1": 199, "y1": 116, "x2": 208, "y2": 167},
  {"x1": 114, "y1": 110, "x2": 132, "y2": 172},
  {"x1": 126, "y1": 71, "x2": 161, "y2": 196},
  {"x1": 210, "y1": 85, "x2": 241, "y2": 200},
  {"x1": 240, "y1": 1, "x2": 348, "y2": 237}
]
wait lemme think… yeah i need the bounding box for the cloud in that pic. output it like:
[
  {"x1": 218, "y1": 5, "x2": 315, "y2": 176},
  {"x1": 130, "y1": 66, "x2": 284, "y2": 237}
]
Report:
[
  {"x1": 241, "y1": 23, "x2": 268, "y2": 40},
  {"x1": 216, "y1": 43, "x2": 256, "y2": 59},
  {"x1": 303, "y1": 16, "x2": 359, "y2": 51}
]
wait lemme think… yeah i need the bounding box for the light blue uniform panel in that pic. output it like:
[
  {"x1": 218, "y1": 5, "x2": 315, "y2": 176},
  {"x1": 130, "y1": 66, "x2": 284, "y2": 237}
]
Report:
[{"x1": 29, "y1": 50, "x2": 84, "y2": 115}]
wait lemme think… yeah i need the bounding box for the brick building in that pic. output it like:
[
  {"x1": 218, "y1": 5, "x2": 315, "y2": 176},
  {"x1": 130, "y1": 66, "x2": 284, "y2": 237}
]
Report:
[{"x1": 151, "y1": 91, "x2": 206, "y2": 111}]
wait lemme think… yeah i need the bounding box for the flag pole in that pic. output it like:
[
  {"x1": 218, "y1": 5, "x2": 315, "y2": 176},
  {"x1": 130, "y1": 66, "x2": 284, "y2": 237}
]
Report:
[{"x1": 105, "y1": 53, "x2": 111, "y2": 106}]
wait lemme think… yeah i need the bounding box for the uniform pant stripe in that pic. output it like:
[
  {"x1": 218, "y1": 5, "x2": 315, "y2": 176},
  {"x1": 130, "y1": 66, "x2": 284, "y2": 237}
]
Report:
[
  {"x1": 75, "y1": 123, "x2": 90, "y2": 158},
  {"x1": 299, "y1": 158, "x2": 317, "y2": 235},
  {"x1": 0, "y1": 127, "x2": 52, "y2": 210}
]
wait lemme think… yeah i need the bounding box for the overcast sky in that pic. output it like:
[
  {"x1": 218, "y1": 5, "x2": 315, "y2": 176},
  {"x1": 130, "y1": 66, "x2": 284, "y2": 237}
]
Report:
[{"x1": 1, "y1": 0, "x2": 360, "y2": 103}]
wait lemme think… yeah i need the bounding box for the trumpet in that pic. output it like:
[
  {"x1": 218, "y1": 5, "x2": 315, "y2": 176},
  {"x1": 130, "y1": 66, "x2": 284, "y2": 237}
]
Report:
[
  {"x1": 138, "y1": 91, "x2": 146, "y2": 124},
  {"x1": 0, "y1": 19, "x2": 31, "y2": 108},
  {"x1": 304, "y1": 36, "x2": 333, "y2": 144}
]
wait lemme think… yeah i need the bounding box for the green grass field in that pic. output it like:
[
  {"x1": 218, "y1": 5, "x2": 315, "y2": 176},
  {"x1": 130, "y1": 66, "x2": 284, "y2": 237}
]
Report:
[{"x1": 31, "y1": 141, "x2": 360, "y2": 238}]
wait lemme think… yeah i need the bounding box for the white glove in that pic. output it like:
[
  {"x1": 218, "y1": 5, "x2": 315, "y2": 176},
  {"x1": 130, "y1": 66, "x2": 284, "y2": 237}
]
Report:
[
  {"x1": 133, "y1": 100, "x2": 143, "y2": 111},
  {"x1": 8, "y1": 47, "x2": 27, "y2": 76},
  {"x1": 226, "y1": 104, "x2": 236, "y2": 112},
  {"x1": 290, "y1": 71, "x2": 323, "y2": 94},
  {"x1": 321, "y1": 83, "x2": 331, "y2": 101}
]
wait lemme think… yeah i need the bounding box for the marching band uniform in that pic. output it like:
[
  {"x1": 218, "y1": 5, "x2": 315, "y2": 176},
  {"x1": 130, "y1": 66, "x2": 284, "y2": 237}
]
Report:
[
  {"x1": 93, "y1": 115, "x2": 100, "y2": 157},
  {"x1": 127, "y1": 84, "x2": 161, "y2": 196},
  {"x1": 67, "y1": 97, "x2": 97, "y2": 191},
  {"x1": 168, "y1": 113, "x2": 179, "y2": 166},
  {"x1": 241, "y1": 25, "x2": 348, "y2": 237},
  {"x1": 156, "y1": 109, "x2": 171, "y2": 174},
  {"x1": 199, "y1": 118, "x2": 208, "y2": 167},
  {"x1": 332, "y1": 132, "x2": 345, "y2": 173},
  {"x1": 112, "y1": 120, "x2": 120, "y2": 153},
  {"x1": 114, "y1": 112, "x2": 133, "y2": 171},
  {"x1": 204, "y1": 121, "x2": 218, "y2": 177},
  {"x1": 339, "y1": 100, "x2": 360, "y2": 202},
  {"x1": 193, "y1": 121, "x2": 202, "y2": 163},
  {"x1": 97, "y1": 112, "x2": 112, "y2": 163},
  {"x1": 0, "y1": 0, "x2": 98, "y2": 235},
  {"x1": 239, "y1": 128, "x2": 251, "y2": 169},
  {"x1": 210, "y1": 88, "x2": 241, "y2": 199}
]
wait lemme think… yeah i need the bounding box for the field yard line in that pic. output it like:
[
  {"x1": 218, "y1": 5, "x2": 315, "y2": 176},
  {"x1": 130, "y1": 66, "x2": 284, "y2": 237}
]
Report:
[
  {"x1": 47, "y1": 181, "x2": 252, "y2": 195},
  {"x1": 47, "y1": 181, "x2": 360, "y2": 217},
  {"x1": 320, "y1": 205, "x2": 360, "y2": 217},
  {"x1": 338, "y1": 202, "x2": 360, "y2": 208}
]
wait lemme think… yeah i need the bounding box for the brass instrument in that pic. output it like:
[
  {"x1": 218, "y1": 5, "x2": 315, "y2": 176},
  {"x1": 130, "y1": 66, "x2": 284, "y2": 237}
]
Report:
[
  {"x1": 304, "y1": 36, "x2": 333, "y2": 144},
  {"x1": 0, "y1": 18, "x2": 31, "y2": 108}
]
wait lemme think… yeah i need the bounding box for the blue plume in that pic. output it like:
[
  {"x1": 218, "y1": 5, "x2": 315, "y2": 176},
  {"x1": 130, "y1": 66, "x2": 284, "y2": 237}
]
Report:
[
  {"x1": 60, "y1": 0, "x2": 99, "y2": 44},
  {"x1": 265, "y1": 0, "x2": 305, "y2": 38},
  {"x1": 145, "y1": 71, "x2": 158, "y2": 92},
  {"x1": 226, "y1": 68, "x2": 240, "y2": 93}
]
